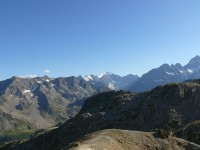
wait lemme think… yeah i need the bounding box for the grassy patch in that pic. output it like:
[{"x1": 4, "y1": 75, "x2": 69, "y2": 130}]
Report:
[
  {"x1": 0, "y1": 129, "x2": 35, "y2": 144},
  {"x1": 0, "y1": 127, "x2": 57, "y2": 144},
  {"x1": 31, "y1": 127, "x2": 57, "y2": 138},
  {"x1": 192, "y1": 120, "x2": 200, "y2": 125}
]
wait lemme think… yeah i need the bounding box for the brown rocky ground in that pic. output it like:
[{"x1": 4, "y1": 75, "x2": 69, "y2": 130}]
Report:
[{"x1": 69, "y1": 129, "x2": 200, "y2": 150}]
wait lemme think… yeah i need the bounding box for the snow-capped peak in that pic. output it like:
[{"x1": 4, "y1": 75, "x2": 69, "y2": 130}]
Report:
[
  {"x1": 98, "y1": 72, "x2": 113, "y2": 78},
  {"x1": 83, "y1": 75, "x2": 94, "y2": 81}
]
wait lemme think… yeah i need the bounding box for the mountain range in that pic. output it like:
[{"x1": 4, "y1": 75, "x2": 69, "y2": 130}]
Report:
[
  {"x1": 0, "y1": 55, "x2": 200, "y2": 132},
  {"x1": 4, "y1": 79, "x2": 200, "y2": 149},
  {"x1": 81, "y1": 55, "x2": 200, "y2": 92},
  {"x1": 0, "y1": 76, "x2": 109, "y2": 131},
  {"x1": 1, "y1": 56, "x2": 200, "y2": 149},
  {"x1": 130, "y1": 55, "x2": 200, "y2": 92},
  {"x1": 83, "y1": 72, "x2": 139, "y2": 90}
]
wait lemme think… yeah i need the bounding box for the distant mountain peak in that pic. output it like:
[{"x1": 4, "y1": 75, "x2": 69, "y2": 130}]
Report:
[
  {"x1": 81, "y1": 72, "x2": 139, "y2": 91},
  {"x1": 130, "y1": 55, "x2": 200, "y2": 92},
  {"x1": 83, "y1": 75, "x2": 94, "y2": 81},
  {"x1": 192, "y1": 55, "x2": 200, "y2": 59},
  {"x1": 98, "y1": 72, "x2": 113, "y2": 78},
  {"x1": 188, "y1": 55, "x2": 200, "y2": 64},
  {"x1": 174, "y1": 63, "x2": 182, "y2": 67}
]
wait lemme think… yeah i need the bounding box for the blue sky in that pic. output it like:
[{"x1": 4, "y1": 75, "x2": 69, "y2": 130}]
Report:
[{"x1": 0, "y1": 0, "x2": 200, "y2": 80}]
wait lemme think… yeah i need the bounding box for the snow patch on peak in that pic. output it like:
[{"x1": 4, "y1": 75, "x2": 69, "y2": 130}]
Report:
[
  {"x1": 23, "y1": 90, "x2": 34, "y2": 97},
  {"x1": 166, "y1": 72, "x2": 175, "y2": 76},
  {"x1": 108, "y1": 83, "x2": 115, "y2": 90},
  {"x1": 187, "y1": 69, "x2": 193, "y2": 74},
  {"x1": 83, "y1": 75, "x2": 93, "y2": 81},
  {"x1": 98, "y1": 72, "x2": 113, "y2": 78},
  {"x1": 37, "y1": 81, "x2": 42, "y2": 84},
  {"x1": 23, "y1": 90, "x2": 31, "y2": 94}
]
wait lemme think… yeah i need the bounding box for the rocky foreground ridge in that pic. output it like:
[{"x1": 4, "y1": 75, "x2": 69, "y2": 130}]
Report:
[{"x1": 69, "y1": 129, "x2": 200, "y2": 150}]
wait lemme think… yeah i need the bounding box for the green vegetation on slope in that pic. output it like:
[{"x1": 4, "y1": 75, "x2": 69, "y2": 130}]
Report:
[{"x1": 0, "y1": 126, "x2": 58, "y2": 147}]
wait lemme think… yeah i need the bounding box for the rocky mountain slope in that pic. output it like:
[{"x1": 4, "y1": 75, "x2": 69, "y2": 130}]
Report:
[
  {"x1": 7, "y1": 79, "x2": 200, "y2": 149},
  {"x1": 129, "y1": 55, "x2": 200, "y2": 92},
  {"x1": 0, "y1": 76, "x2": 109, "y2": 131}
]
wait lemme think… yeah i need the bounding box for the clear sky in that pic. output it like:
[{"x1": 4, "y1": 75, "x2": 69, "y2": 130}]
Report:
[{"x1": 0, "y1": 0, "x2": 200, "y2": 80}]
